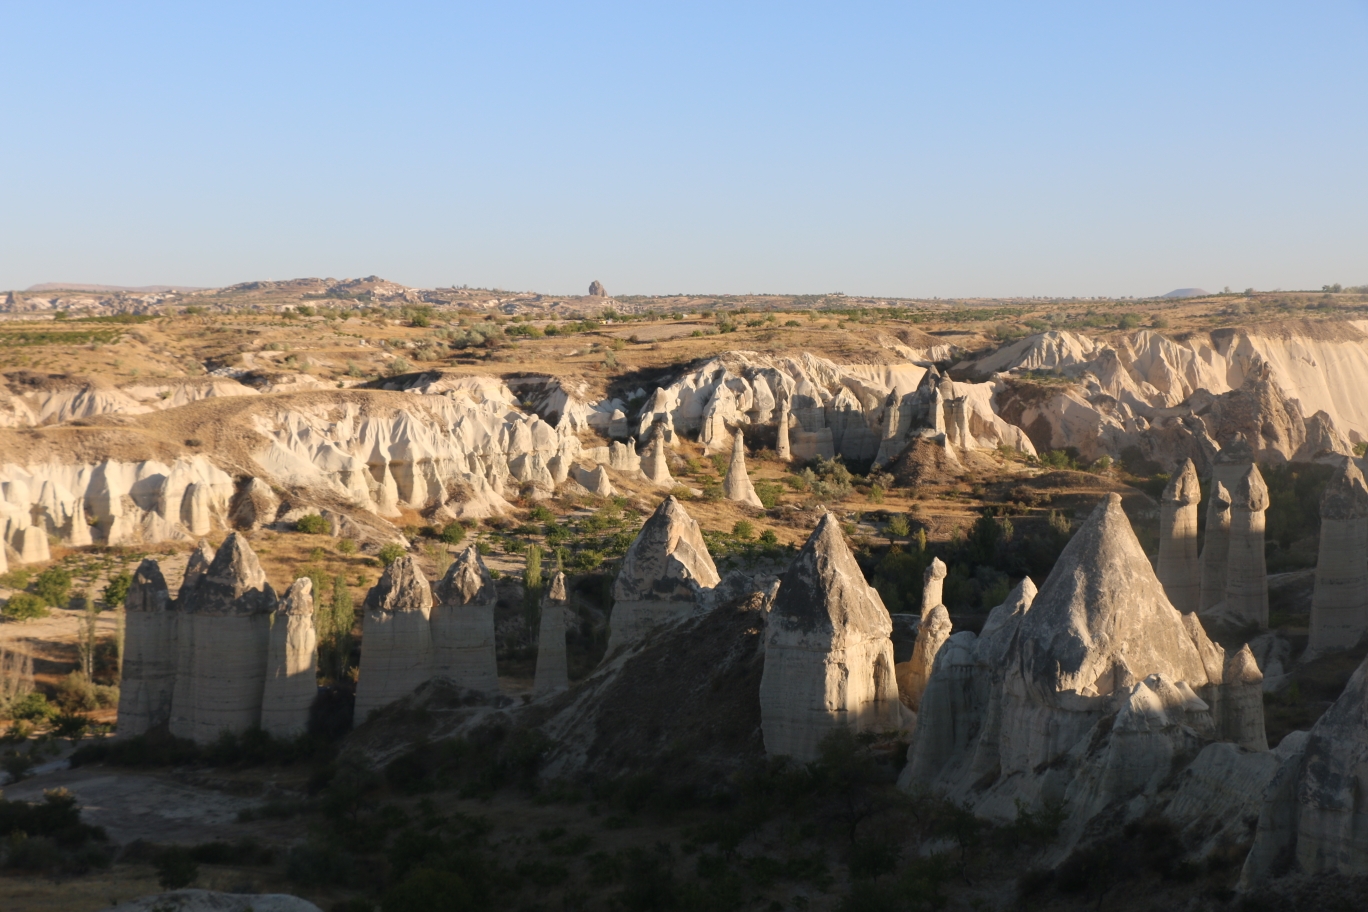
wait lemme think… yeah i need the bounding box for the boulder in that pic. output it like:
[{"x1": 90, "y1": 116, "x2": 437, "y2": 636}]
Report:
[
  {"x1": 572, "y1": 463, "x2": 614, "y2": 497},
  {"x1": 1157, "y1": 458, "x2": 1201, "y2": 614},
  {"x1": 606, "y1": 496, "x2": 720, "y2": 653},
  {"x1": 1308, "y1": 459, "x2": 1368, "y2": 655},
  {"x1": 588, "y1": 280, "x2": 607, "y2": 297},
  {"x1": 259, "y1": 578, "x2": 318, "y2": 738},
  {"x1": 353, "y1": 555, "x2": 434, "y2": 724},
  {"x1": 430, "y1": 547, "x2": 499, "y2": 694},
  {"x1": 168, "y1": 534, "x2": 277, "y2": 743},
  {"x1": 722, "y1": 429, "x2": 763, "y2": 508},
  {"x1": 533, "y1": 571, "x2": 570, "y2": 698},
  {"x1": 759, "y1": 513, "x2": 901, "y2": 760},
  {"x1": 115, "y1": 560, "x2": 177, "y2": 737}
]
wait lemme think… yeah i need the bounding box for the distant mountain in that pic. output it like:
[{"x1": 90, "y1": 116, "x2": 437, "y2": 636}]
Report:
[
  {"x1": 25, "y1": 283, "x2": 207, "y2": 293},
  {"x1": 1161, "y1": 288, "x2": 1210, "y2": 299}
]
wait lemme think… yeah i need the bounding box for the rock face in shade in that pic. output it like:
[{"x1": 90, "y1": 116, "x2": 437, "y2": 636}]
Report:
[
  {"x1": 607, "y1": 496, "x2": 720, "y2": 653},
  {"x1": 1221, "y1": 464, "x2": 1270, "y2": 629},
  {"x1": 759, "y1": 513, "x2": 902, "y2": 761},
  {"x1": 899, "y1": 495, "x2": 1257, "y2": 857},
  {"x1": 898, "y1": 604, "x2": 951, "y2": 713},
  {"x1": 183, "y1": 482, "x2": 213, "y2": 536},
  {"x1": 1198, "y1": 481, "x2": 1232, "y2": 616},
  {"x1": 430, "y1": 547, "x2": 499, "y2": 694},
  {"x1": 168, "y1": 534, "x2": 277, "y2": 743},
  {"x1": 259, "y1": 578, "x2": 318, "y2": 738},
  {"x1": 1308, "y1": 459, "x2": 1368, "y2": 656},
  {"x1": 1157, "y1": 458, "x2": 1202, "y2": 614},
  {"x1": 921, "y1": 557, "x2": 947, "y2": 617},
  {"x1": 775, "y1": 398, "x2": 792, "y2": 461},
  {"x1": 115, "y1": 560, "x2": 176, "y2": 737},
  {"x1": 722, "y1": 430, "x2": 764, "y2": 508},
  {"x1": 229, "y1": 477, "x2": 279, "y2": 531},
  {"x1": 353, "y1": 555, "x2": 434, "y2": 724},
  {"x1": 1219, "y1": 643, "x2": 1268, "y2": 750},
  {"x1": 588, "y1": 280, "x2": 607, "y2": 297},
  {"x1": 641, "y1": 436, "x2": 674, "y2": 487},
  {"x1": 1240, "y1": 651, "x2": 1368, "y2": 889},
  {"x1": 533, "y1": 571, "x2": 570, "y2": 698}
]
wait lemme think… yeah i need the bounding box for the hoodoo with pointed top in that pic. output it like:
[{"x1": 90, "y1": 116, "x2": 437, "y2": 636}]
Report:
[
  {"x1": 1157, "y1": 458, "x2": 1202, "y2": 614},
  {"x1": 260, "y1": 578, "x2": 319, "y2": 738},
  {"x1": 534, "y1": 571, "x2": 570, "y2": 698},
  {"x1": 1308, "y1": 459, "x2": 1368, "y2": 655},
  {"x1": 431, "y1": 546, "x2": 500, "y2": 694},
  {"x1": 353, "y1": 554, "x2": 435, "y2": 723}
]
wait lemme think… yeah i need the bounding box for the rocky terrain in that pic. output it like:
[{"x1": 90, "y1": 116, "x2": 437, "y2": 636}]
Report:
[{"x1": 3, "y1": 284, "x2": 1368, "y2": 910}]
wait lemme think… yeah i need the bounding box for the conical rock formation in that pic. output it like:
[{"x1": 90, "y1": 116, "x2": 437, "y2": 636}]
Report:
[
  {"x1": 353, "y1": 555, "x2": 434, "y2": 723},
  {"x1": 606, "y1": 496, "x2": 720, "y2": 653},
  {"x1": 722, "y1": 430, "x2": 764, "y2": 508},
  {"x1": 430, "y1": 546, "x2": 499, "y2": 694},
  {"x1": 642, "y1": 437, "x2": 674, "y2": 487},
  {"x1": 260, "y1": 578, "x2": 318, "y2": 738},
  {"x1": 759, "y1": 513, "x2": 901, "y2": 761},
  {"x1": 533, "y1": 571, "x2": 570, "y2": 698},
  {"x1": 1157, "y1": 458, "x2": 1201, "y2": 613}
]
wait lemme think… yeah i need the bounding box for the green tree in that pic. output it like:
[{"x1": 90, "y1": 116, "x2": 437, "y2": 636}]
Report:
[
  {"x1": 378, "y1": 543, "x2": 406, "y2": 567},
  {"x1": 439, "y1": 521, "x2": 466, "y2": 545},
  {"x1": 33, "y1": 567, "x2": 72, "y2": 608},
  {"x1": 318, "y1": 575, "x2": 355, "y2": 683},
  {"x1": 886, "y1": 514, "x2": 911, "y2": 543},
  {"x1": 102, "y1": 570, "x2": 133, "y2": 608},
  {"x1": 3, "y1": 593, "x2": 49, "y2": 622}
]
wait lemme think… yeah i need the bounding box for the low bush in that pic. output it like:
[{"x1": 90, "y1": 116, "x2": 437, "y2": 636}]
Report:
[
  {"x1": 296, "y1": 514, "x2": 330, "y2": 535},
  {"x1": 3, "y1": 592, "x2": 49, "y2": 622}
]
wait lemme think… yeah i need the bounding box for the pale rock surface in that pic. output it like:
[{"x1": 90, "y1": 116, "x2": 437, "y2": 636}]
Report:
[
  {"x1": 533, "y1": 571, "x2": 570, "y2": 698},
  {"x1": 572, "y1": 463, "x2": 615, "y2": 497},
  {"x1": 642, "y1": 436, "x2": 674, "y2": 487},
  {"x1": 921, "y1": 557, "x2": 947, "y2": 617},
  {"x1": 1240, "y1": 650, "x2": 1368, "y2": 888},
  {"x1": 722, "y1": 429, "x2": 763, "y2": 508},
  {"x1": 1157, "y1": 458, "x2": 1202, "y2": 613},
  {"x1": 169, "y1": 534, "x2": 277, "y2": 743},
  {"x1": 353, "y1": 555, "x2": 434, "y2": 723},
  {"x1": 430, "y1": 547, "x2": 499, "y2": 693},
  {"x1": 1199, "y1": 481, "x2": 1232, "y2": 616},
  {"x1": 116, "y1": 560, "x2": 177, "y2": 737},
  {"x1": 1219, "y1": 644, "x2": 1268, "y2": 750},
  {"x1": 1220, "y1": 465, "x2": 1270, "y2": 629},
  {"x1": 1307, "y1": 458, "x2": 1368, "y2": 655},
  {"x1": 259, "y1": 578, "x2": 318, "y2": 738},
  {"x1": 229, "y1": 477, "x2": 279, "y2": 531},
  {"x1": 759, "y1": 513, "x2": 901, "y2": 761},
  {"x1": 775, "y1": 397, "x2": 792, "y2": 461},
  {"x1": 607, "y1": 496, "x2": 720, "y2": 653},
  {"x1": 98, "y1": 890, "x2": 322, "y2": 912},
  {"x1": 182, "y1": 482, "x2": 213, "y2": 536}
]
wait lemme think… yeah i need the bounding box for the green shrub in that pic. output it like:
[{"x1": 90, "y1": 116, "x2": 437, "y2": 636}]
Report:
[
  {"x1": 0, "y1": 569, "x2": 31, "y2": 590},
  {"x1": 295, "y1": 514, "x2": 329, "y2": 535},
  {"x1": 759, "y1": 529, "x2": 778, "y2": 546},
  {"x1": 101, "y1": 570, "x2": 132, "y2": 608},
  {"x1": 753, "y1": 481, "x2": 784, "y2": 509},
  {"x1": 378, "y1": 543, "x2": 406, "y2": 567},
  {"x1": 3, "y1": 593, "x2": 50, "y2": 622},
  {"x1": 337, "y1": 537, "x2": 357, "y2": 554},
  {"x1": 33, "y1": 567, "x2": 72, "y2": 607},
  {"x1": 732, "y1": 520, "x2": 754, "y2": 540},
  {"x1": 439, "y1": 522, "x2": 467, "y2": 546},
  {"x1": 9, "y1": 692, "x2": 55, "y2": 722},
  {"x1": 55, "y1": 672, "x2": 98, "y2": 712}
]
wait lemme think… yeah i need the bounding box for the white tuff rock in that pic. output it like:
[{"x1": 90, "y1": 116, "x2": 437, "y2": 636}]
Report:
[
  {"x1": 722, "y1": 429, "x2": 763, "y2": 508},
  {"x1": 1307, "y1": 459, "x2": 1368, "y2": 655},
  {"x1": 259, "y1": 578, "x2": 318, "y2": 738},
  {"x1": 1157, "y1": 458, "x2": 1202, "y2": 614},
  {"x1": 431, "y1": 547, "x2": 500, "y2": 694},
  {"x1": 533, "y1": 571, "x2": 570, "y2": 698},
  {"x1": 352, "y1": 555, "x2": 435, "y2": 723},
  {"x1": 115, "y1": 560, "x2": 176, "y2": 737}
]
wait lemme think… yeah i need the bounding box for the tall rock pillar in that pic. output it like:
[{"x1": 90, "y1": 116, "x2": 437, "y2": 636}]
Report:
[
  {"x1": 1308, "y1": 459, "x2": 1368, "y2": 655},
  {"x1": 1198, "y1": 481, "x2": 1232, "y2": 617},
  {"x1": 533, "y1": 571, "x2": 570, "y2": 698},
  {"x1": 260, "y1": 578, "x2": 318, "y2": 738},
  {"x1": 1224, "y1": 465, "x2": 1270, "y2": 629},
  {"x1": 353, "y1": 555, "x2": 434, "y2": 724},
  {"x1": 431, "y1": 547, "x2": 500, "y2": 694},
  {"x1": 723, "y1": 429, "x2": 764, "y2": 508},
  {"x1": 115, "y1": 560, "x2": 176, "y2": 737},
  {"x1": 1157, "y1": 459, "x2": 1202, "y2": 614},
  {"x1": 775, "y1": 398, "x2": 792, "y2": 462}
]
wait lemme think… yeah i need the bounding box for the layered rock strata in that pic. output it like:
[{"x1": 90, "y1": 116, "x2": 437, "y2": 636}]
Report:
[
  {"x1": 1307, "y1": 459, "x2": 1368, "y2": 655},
  {"x1": 259, "y1": 578, "x2": 318, "y2": 738},
  {"x1": 606, "y1": 496, "x2": 720, "y2": 653},
  {"x1": 533, "y1": 571, "x2": 570, "y2": 698},
  {"x1": 1157, "y1": 458, "x2": 1201, "y2": 614},
  {"x1": 353, "y1": 555, "x2": 435, "y2": 723},
  {"x1": 169, "y1": 534, "x2": 278, "y2": 743},
  {"x1": 115, "y1": 560, "x2": 177, "y2": 737},
  {"x1": 759, "y1": 513, "x2": 902, "y2": 761},
  {"x1": 431, "y1": 547, "x2": 500, "y2": 694},
  {"x1": 722, "y1": 429, "x2": 763, "y2": 508}
]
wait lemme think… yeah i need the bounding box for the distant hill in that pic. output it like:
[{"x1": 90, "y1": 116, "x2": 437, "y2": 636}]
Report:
[
  {"x1": 25, "y1": 283, "x2": 207, "y2": 293},
  {"x1": 1161, "y1": 288, "x2": 1210, "y2": 299}
]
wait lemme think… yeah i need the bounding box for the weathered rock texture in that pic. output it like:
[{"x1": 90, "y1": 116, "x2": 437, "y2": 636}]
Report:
[
  {"x1": 722, "y1": 430, "x2": 763, "y2": 508},
  {"x1": 169, "y1": 534, "x2": 277, "y2": 743},
  {"x1": 115, "y1": 560, "x2": 176, "y2": 737},
  {"x1": 607, "y1": 496, "x2": 720, "y2": 653},
  {"x1": 1221, "y1": 464, "x2": 1270, "y2": 629},
  {"x1": 353, "y1": 555, "x2": 434, "y2": 723},
  {"x1": 898, "y1": 605, "x2": 951, "y2": 713},
  {"x1": 641, "y1": 436, "x2": 674, "y2": 487},
  {"x1": 1157, "y1": 458, "x2": 1202, "y2": 614},
  {"x1": 1308, "y1": 459, "x2": 1368, "y2": 656},
  {"x1": 759, "y1": 513, "x2": 901, "y2": 761},
  {"x1": 431, "y1": 547, "x2": 499, "y2": 694},
  {"x1": 898, "y1": 494, "x2": 1261, "y2": 858},
  {"x1": 1241, "y1": 651, "x2": 1368, "y2": 888},
  {"x1": 259, "y1": 578, "x2": 318, "y2": 738},
  {"x1": 1199, "y1": 481, "x2": 1232, "y2": 615},
  {"x1": 229, "y1": 477, "x2": 279, "y2": 531},
  {"x1": 921, "y1": 557, "x2": 947, "y2": 616},
  {"x1": 533, "y1": 571, "x2": 570, "y2": 698}
]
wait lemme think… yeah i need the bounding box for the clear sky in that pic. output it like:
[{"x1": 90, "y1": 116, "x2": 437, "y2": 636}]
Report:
[{"x1": 2, "y1": 2, "x2": 1366, "y2": 298}]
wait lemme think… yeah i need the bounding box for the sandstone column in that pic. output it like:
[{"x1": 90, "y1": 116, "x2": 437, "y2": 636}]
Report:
[
  {"x1": 1218, "y1": 644, "x2": 1268, "y2": 751},
  {"x1": 1157, "y1": 459, "x2": 1202, "y2": 614},
  {"x1": 1224, "y1": 465, "x2": 1270, "y2": 629},
  {"x1": 431, "y1": 546, "x2": 500, "y2": 694},
  {"x1": 353, "y1": 554, "x2": 434, "y2": 724},
  {"x1": 1198, "y1": 481, "x2": 1232, "y2": 616},
  {"x1": 775, "y1": 398, "x2": 792, "y2": 462},
  {"x1": 115, "y1": 560, "x2": 176, "y2": 737},
  {"x1": 723, "y1": 429, "x2": 764, "y2": 508},
  {"x1": 642, "y1": 436, "x2": 674, "y2": 487},
  {"x1": 533, "y1": 571, "x2": 570, "y2": 698},
  {"x1": 260, "y1": 578, "x2": 318, "y2": 738},
  {"x1": 1308, "y1": 459, "x2": 1368, "y2": 655},
  {"x1": 898, "y1": 604, "x2": 952, "y2": 714},
  {"x1": 922, "y1": 557, "x2": 947, "y2": 618}
]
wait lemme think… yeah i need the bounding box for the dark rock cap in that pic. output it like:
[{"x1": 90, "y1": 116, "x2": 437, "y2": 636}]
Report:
[{"x1": 366, "y1": 554, "x2": 433, "y2": 615}]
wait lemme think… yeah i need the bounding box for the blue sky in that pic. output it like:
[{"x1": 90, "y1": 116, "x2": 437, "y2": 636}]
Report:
[{"x1": 2, "y1": 2, "x2": 1365, "y2": 297}]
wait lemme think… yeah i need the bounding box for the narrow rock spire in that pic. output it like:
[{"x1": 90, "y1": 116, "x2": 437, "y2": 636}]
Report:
[
  {"x1": 352, "y1": 554, "x2": 435, "y2": 724},
  {"x1": 1308, "y1": 459, "x2": 1368, "y2": 655},
  {"x1": 921, "y1": 557, "x2": 947, "y2": 619},
  {"x1": 1223, "y1": 465, "x2": 1270, "y2": 629},
  {"x1": 642, "y1": 436, "x2": 674, "y2": 487},
  {"x1": 775, "y1": 398, "x2": 792, "y2": 462},
  {"x1": 722, "y1": 429, "x2": 764, "y2": 508},
  {"x1": 115, "y1": 559, "x2": 176, "y2": 737},
  {"x1": 533, "y1": 571, "x2": 570, "y2": 698},
  {"x1": 260, "y1": 577, "x2": 319, "y2": 738},
  {"x1": 1157, "y1": 459, "x2": 1202, "y2": 613},
  {"x1": 431, "y1": 546, "x2": 500, "y2": 694},
  {"x1": 1198, "y1": 481, "x2": 1232, "y2": 615}
]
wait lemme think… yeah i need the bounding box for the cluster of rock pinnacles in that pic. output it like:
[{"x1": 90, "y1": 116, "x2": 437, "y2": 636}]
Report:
[{"x1": 118, "y1": 457, "x2": 1368, "y2": 886}]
